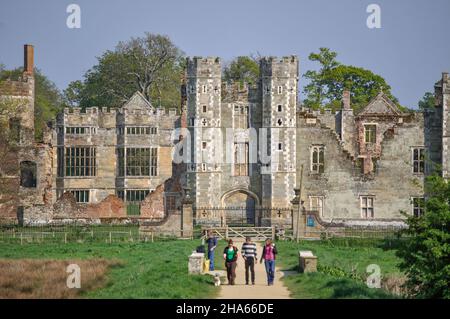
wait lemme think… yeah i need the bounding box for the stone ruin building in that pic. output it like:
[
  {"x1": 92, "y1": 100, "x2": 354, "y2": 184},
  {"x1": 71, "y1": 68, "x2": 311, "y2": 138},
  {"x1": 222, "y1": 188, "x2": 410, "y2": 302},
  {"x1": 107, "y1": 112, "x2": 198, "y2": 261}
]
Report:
[{"x1": 0, "y1": 45, "x2": 449, "y2": 236}]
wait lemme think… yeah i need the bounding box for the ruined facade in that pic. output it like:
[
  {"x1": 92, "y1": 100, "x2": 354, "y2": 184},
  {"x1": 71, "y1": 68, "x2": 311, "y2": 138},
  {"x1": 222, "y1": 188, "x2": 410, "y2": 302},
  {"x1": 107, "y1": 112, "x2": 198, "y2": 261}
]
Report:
[{"x1": 1, "y1": 46, "x2": 449, "y2": 230}]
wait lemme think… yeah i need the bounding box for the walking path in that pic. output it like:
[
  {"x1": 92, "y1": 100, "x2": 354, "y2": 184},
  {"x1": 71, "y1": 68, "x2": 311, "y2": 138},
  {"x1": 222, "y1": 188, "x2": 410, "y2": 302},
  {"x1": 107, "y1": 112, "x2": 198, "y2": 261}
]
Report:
[{"x1": 217, "y1": 242, "x2": 291, "y2": 299}]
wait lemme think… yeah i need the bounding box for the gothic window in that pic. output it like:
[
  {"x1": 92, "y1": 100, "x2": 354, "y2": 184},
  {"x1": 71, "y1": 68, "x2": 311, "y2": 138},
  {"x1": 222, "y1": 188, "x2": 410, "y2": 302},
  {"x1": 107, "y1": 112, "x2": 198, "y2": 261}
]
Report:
[
  {"x1": 202, "y1": 85, "x2": 207, "y2": 93},
  {"x1": 277, "y1": 105, "x2": 282, "y2": 112},
  {"x1": 364, "y1": 124, "x2": 376, "y2": 144},
  {"x1": 360, "y1": 196, "x2": 374, "y2": 218},
  {"x1": 65, "y1": 147, "x2": 97, "y2": 177},
  {"x1": 234, "y1": 142, "x2": 249, "y2": 176},
  {"x1": 233, "y1": 105, "x2": 249, "y2": 129},
  {"x1": 309, "y1": 196, "x2": 324, "y2": 217},
  {"x1": 9, "y1": 118, "x2": 21, "y2": 143},
  {"x1": 70, "y1": 190, "x2": 90, "y2": 203},
  {"x1": 412, "y1": 147, "x2": 425, "y2": 174},
  {"x1": 311, "y1": 145, "x2": 324, "y2": 174},
  {"x1": 20, "y1": 161, "x2": 36, "y2": 188},
  {"x1": 412, "y1": 197, "x2": 424, "y2": 217}
]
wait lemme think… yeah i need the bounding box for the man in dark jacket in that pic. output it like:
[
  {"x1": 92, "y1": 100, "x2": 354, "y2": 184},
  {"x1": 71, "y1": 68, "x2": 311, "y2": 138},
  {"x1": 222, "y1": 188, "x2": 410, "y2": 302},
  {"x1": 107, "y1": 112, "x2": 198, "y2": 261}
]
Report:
[{"x1": 223, "y1": 239, "x2": 238, "y2": 285}]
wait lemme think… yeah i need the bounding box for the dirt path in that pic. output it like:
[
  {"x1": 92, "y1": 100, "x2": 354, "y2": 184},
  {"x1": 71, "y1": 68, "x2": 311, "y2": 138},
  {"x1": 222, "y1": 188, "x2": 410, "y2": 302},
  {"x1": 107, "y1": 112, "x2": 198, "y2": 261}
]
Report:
[{"x1": 217, "y1": 242, "x2": 291, "y2": 299}]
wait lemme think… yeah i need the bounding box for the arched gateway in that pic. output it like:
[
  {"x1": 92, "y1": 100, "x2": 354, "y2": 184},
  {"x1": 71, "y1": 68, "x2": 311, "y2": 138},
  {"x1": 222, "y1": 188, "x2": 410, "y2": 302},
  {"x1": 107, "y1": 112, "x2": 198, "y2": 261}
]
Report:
[{"x1": 221, "y1": 189, "x2": 259, "y2": 226}]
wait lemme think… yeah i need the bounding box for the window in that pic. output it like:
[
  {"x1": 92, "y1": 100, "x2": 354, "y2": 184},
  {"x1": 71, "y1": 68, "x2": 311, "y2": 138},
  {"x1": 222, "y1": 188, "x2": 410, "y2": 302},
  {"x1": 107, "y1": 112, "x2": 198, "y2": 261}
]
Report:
[
  {"x1": 412, "y1": 197, "x2": 424, "y2": 217},
  {"x1": 70, "y1": 190, "x2": 90, "y2": 203},
  {"x1": 360, "y1": 196, "x2": 374, "y2": 218},
  {"x1": 65, "y1": 127, "x2": 95, "y2": 135},
  {"x1": 117, "y1": 148, "x2": 125, "y2": 176},
  {"x1": 277, "y1": 105, "x2": 282, "y2": 112},
  {"x1": 20, "y1": 161, "x2": 36, "y2": 188},
  {"x1": 277, "y1": 86, "x2": 282, "y2": 94},
  {"x1": 9, "y1": 118, "x2": 21, "y2": 143},
  {"x1": 412, "y1": 148, "x2": 425, "y2": 173},
  {"x1": 125, "y1": 147, "x2": 157, "y2": 176},
  {"x1": 265, "y1": 85, "x2": 270, "y2": 94},
  {"x1": 189, "y1": 85, "x2": 195, "y2": 94},
  {"x1": 233, "y1": 105, "x2": 249, "y2": 129},
  {"x1": 202, "y1": 142, "x2": 207, "y2": 149},
  {"x1": 65, "y1": 147, "x2": 96, "y2": 177},
  {"x1": 234, "y1": 143, "x2": 249, "y2": 176},
  {"x1": 309, "y1": 196, "x2": 324, "y2": 217},
  {"x1": 278, "y1": 143, "x2": 283, "y2": 151},
  {"x1": 165, "y1": 194, "x2": 177, "y2": 212},
  {"x1": 189, "y1": 118, "x2": 195, "y2": 126},
  {"x1": 126, "y1": 126, "x2": 157, "y2": 135},
  {"x1": 126, "y1": 189, "x2": 150, "y2": 202},
  {"x1": 202, "y1": 85, "x2": 207, "y2": 93},
  {"x1": 311, "y1": 145, "x2": 324, "y2": 174},
  {"x1": 364, "y1": 125, "x2": 376, "y2": 144},
  {"x1": 202, "y1": 105, "x2": 207, "y2": 113}
]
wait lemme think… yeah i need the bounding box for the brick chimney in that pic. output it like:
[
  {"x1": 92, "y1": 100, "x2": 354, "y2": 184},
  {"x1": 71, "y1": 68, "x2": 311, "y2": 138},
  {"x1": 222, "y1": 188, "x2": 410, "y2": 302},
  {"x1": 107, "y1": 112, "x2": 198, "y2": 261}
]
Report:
[
  {"x1": 342, "y1": 89, "x2": 351, "y2": 109},
  {"x1": 24, "y1": 44, "x2": 34, "y2": 76}
]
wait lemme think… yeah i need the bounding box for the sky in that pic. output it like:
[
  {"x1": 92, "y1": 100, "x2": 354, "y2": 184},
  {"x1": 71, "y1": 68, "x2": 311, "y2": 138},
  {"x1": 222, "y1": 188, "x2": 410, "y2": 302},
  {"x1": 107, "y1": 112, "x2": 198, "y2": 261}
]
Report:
[{"x1": 0, "y1": 0, "x2": 449, "y2": 109}]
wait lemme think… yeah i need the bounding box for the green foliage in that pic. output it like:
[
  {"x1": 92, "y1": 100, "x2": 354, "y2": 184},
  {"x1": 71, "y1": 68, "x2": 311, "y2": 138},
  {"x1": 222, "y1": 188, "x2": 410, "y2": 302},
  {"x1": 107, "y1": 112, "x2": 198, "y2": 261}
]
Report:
[
  {"x1": 223, "y1": 56, "x2": 260, "y2": 85},
  {"x1": 65, "y1": 33, "x2": 185, "y2": 109},
  {"x1": 0, "y1": 68, "x2": 64, "y2": 141},
  {"x1": 397, "y1": 174, "x2": 450, "y2": 299},
  {"x1": 418, "y1": 92, "x2": 436, "y2": 110},
  {"x1": 303, "y1": 48, "x2": 399, "y2": 112}
]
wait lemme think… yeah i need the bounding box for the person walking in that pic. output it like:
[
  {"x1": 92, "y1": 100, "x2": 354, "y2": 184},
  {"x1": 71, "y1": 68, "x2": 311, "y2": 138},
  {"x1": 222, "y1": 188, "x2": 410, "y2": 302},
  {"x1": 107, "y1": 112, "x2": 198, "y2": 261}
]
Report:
[
  {"x1": 260, "y1": 238, "x2": 278, "y2": 286},
  {"x1": 206, "y1": 230, "x2": 218, "y2": 271},
  {"x1": 223, "y1": 239, "x2": 238, "y2": 285},
  {"x1": 241, "y1": 236, "x2": 257, "y2": 285}
]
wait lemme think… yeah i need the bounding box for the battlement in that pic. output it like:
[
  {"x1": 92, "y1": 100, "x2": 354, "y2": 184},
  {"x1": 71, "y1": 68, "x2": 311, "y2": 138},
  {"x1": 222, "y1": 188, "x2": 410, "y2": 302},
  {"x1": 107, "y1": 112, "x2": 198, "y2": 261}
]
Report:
[
  {"x1": 186, "y1": 56, "x2": 221, "y2": 78},
  {"x1": 260, "y1": 55, "x2": 299, "y2": 78}
]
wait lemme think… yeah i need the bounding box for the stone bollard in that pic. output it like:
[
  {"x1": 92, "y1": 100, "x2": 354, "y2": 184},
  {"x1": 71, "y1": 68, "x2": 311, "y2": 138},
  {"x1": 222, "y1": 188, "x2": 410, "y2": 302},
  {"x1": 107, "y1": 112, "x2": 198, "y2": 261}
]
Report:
[
  {"x1": 188, "y1": 252, "x2": 205, "y2": 275},
  {"x1": 298, "y1": 251, "x2": 317, "y2": 273}
]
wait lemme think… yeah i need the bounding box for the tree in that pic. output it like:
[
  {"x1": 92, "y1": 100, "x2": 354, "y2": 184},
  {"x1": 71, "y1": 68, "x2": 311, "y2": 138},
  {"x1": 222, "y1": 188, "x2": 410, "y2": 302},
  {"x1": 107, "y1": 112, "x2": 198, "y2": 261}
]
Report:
[
  {"x1": 397, "y1": 174, "x2": 450, "y2": 299},
  {"x1": 66, "y1": 33, "x2": 185, "y2": 109},
  {"x1": 0, "y1": 68, "x2": 65, "y2": 141},
  {"x1": 223, "y1": 56, "x2": 260, "y2": 85},
  {"x1": 418, "y1": 92, "x2": 435, "y2": 111},
  {"x1": 303, "y1": 48, "x2": 398, "y2": 111}
]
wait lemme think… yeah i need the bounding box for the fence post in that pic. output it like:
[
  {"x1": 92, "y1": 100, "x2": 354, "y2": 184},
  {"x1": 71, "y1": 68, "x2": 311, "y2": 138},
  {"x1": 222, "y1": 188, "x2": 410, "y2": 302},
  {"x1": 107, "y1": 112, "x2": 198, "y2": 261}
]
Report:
[
  {"x1": 20, "y1": 232, "x2": 23, "y2": 245},
  {"x1": 64, "y1": 233, "x2": 67, "y2": 244},
  {"x1": 225, "y1": 226, "x2": 229, "y2": 240},
  {"x1": 272, "y1": 226, "x2": 275, "y2": 241},
  {"x1": 109, "y1": 231, "x2": 112, "y2": 244}
]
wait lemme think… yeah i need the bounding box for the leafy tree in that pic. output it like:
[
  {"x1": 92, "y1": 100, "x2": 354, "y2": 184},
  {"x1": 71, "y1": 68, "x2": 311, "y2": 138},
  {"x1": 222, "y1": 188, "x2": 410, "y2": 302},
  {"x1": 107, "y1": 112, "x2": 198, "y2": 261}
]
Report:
[
  {"x1": 0, "y1": 68, "x2": 64, "y2": 141},
  {"x1": 397, "y1": 174, "x2": 450, "y2": 299},
  {"x1": 66, "y1": 33, "x2": 185, "y2": 109},
  {"x1": 223, "y1": 56, "x2": 260, "y2": 85},
  {"x1": 418, "y1": 92, "x2": 435, "y2": 111},
  {"x1": 303, "y1": 48, "x2": 398, "y2": 112}
]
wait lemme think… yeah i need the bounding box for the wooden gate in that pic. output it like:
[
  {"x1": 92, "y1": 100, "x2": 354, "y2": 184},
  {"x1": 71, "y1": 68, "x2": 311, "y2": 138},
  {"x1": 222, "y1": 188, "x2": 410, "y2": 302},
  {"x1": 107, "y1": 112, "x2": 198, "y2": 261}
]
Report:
[{"x1": 202, "y1": 226, "x2": 275, "y2": 242}]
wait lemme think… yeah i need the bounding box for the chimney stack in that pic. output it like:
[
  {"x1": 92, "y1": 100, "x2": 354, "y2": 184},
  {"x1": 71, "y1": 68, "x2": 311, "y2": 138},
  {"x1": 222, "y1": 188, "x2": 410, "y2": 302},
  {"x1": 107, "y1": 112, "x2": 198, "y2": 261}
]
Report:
[
  {"x1": 342, "y1": 89, "x2": 351, "y2": 109},
  {"x1": 24, "y1": 44, "x2": 34, "y2": 76}
]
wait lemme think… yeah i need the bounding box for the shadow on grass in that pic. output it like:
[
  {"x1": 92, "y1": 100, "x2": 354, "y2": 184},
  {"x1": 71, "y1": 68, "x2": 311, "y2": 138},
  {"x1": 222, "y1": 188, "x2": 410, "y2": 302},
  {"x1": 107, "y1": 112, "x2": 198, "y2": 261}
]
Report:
[{"x1": 324, "y1": 278, "x2": 395, "y2": 299}]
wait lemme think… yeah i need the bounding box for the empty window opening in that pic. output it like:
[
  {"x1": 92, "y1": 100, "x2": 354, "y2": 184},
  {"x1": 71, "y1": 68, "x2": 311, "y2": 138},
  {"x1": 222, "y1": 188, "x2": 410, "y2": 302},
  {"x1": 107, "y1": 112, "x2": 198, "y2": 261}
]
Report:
[
  {"x1": 311, "y1": 145, "x2": 325, "y2": 174},
  {"x1": 20, "y1": 161, "x2": 37, "y2": 188}
]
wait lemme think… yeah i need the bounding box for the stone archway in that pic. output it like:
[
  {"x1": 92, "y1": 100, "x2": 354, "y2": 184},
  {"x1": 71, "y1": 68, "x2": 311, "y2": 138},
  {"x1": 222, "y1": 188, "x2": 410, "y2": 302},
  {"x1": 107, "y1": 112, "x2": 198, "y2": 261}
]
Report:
[{"x1": 221, "y1": 189, "x2": 259, "y2": 226}]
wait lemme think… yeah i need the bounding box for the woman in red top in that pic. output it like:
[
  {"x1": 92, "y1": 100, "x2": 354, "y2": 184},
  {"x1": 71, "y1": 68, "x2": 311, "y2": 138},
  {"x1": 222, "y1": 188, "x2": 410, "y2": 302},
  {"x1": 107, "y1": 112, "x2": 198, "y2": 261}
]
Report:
[{"x1": 260, "y1": 238, "x2": 278, "y2": 286}]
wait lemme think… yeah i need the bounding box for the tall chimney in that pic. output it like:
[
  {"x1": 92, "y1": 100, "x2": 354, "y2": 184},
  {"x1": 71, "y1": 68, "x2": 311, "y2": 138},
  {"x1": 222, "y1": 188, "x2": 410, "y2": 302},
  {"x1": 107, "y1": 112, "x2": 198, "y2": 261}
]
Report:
[
  {"x1": 24, "y1": 44, "x2": 34, "y2": 75},
  {"x1": 342, "y1": 89, "x2": 351, "y2": 109}
]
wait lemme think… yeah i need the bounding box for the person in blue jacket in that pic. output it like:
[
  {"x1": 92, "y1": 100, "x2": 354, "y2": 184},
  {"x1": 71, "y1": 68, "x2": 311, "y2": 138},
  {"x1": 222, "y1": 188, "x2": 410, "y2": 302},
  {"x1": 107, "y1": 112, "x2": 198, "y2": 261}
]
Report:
[{"x1": 206, "y1": 230, "x2": 218, "y2": 271}]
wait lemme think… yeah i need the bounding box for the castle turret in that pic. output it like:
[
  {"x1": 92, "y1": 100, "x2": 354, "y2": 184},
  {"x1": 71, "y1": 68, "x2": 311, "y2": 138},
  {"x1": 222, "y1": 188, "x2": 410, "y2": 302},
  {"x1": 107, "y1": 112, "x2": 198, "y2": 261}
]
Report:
[{"x1": 437, "y1": 72, "x2": 450, "y2": 178}]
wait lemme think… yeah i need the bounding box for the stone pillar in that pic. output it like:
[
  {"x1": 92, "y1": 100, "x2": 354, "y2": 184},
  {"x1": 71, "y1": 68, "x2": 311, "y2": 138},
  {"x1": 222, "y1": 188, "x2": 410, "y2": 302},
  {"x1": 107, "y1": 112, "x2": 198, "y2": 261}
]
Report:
[
  {"x1": 182, "y1": 202, "x2": 193, "y2": 238},
  {"x1": 188, "y1": 252, "x2": 205, "y2": 274}
]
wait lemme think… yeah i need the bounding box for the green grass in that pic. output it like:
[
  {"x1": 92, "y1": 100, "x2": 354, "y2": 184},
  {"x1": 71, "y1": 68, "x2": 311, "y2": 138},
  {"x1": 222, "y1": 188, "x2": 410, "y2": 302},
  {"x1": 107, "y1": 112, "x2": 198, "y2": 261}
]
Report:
[
  {"x1": 0, "y1": 240, "x2": 219, "y2": 299},
  {"x1": 275, "y1": 239, "x2": 404, "y2": 299}
]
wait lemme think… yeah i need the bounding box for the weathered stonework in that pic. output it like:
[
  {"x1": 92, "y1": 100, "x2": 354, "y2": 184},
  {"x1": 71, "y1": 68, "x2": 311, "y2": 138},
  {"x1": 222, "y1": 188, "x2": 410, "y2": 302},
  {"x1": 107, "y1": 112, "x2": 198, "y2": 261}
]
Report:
[{"x1": 1, "y1": 46, "x2": 449, "y2": 234}]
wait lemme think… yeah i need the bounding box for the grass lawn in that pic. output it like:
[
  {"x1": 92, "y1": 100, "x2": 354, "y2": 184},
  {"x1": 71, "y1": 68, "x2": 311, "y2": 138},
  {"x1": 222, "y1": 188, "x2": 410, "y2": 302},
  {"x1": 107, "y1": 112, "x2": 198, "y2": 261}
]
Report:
[
  {"x1": 275, "y1": 238, "x2": 405, "y2": 299},
  {"x1": 0, "y1": 240, "x2": 219, "y2": 299}
]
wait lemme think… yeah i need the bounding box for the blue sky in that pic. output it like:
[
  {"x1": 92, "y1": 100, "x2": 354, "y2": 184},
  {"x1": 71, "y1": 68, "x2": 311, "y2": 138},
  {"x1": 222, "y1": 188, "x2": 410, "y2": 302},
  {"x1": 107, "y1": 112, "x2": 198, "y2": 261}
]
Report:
[{"x1": 0, "y1": 0, "x2": 449, "y2": 108}]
